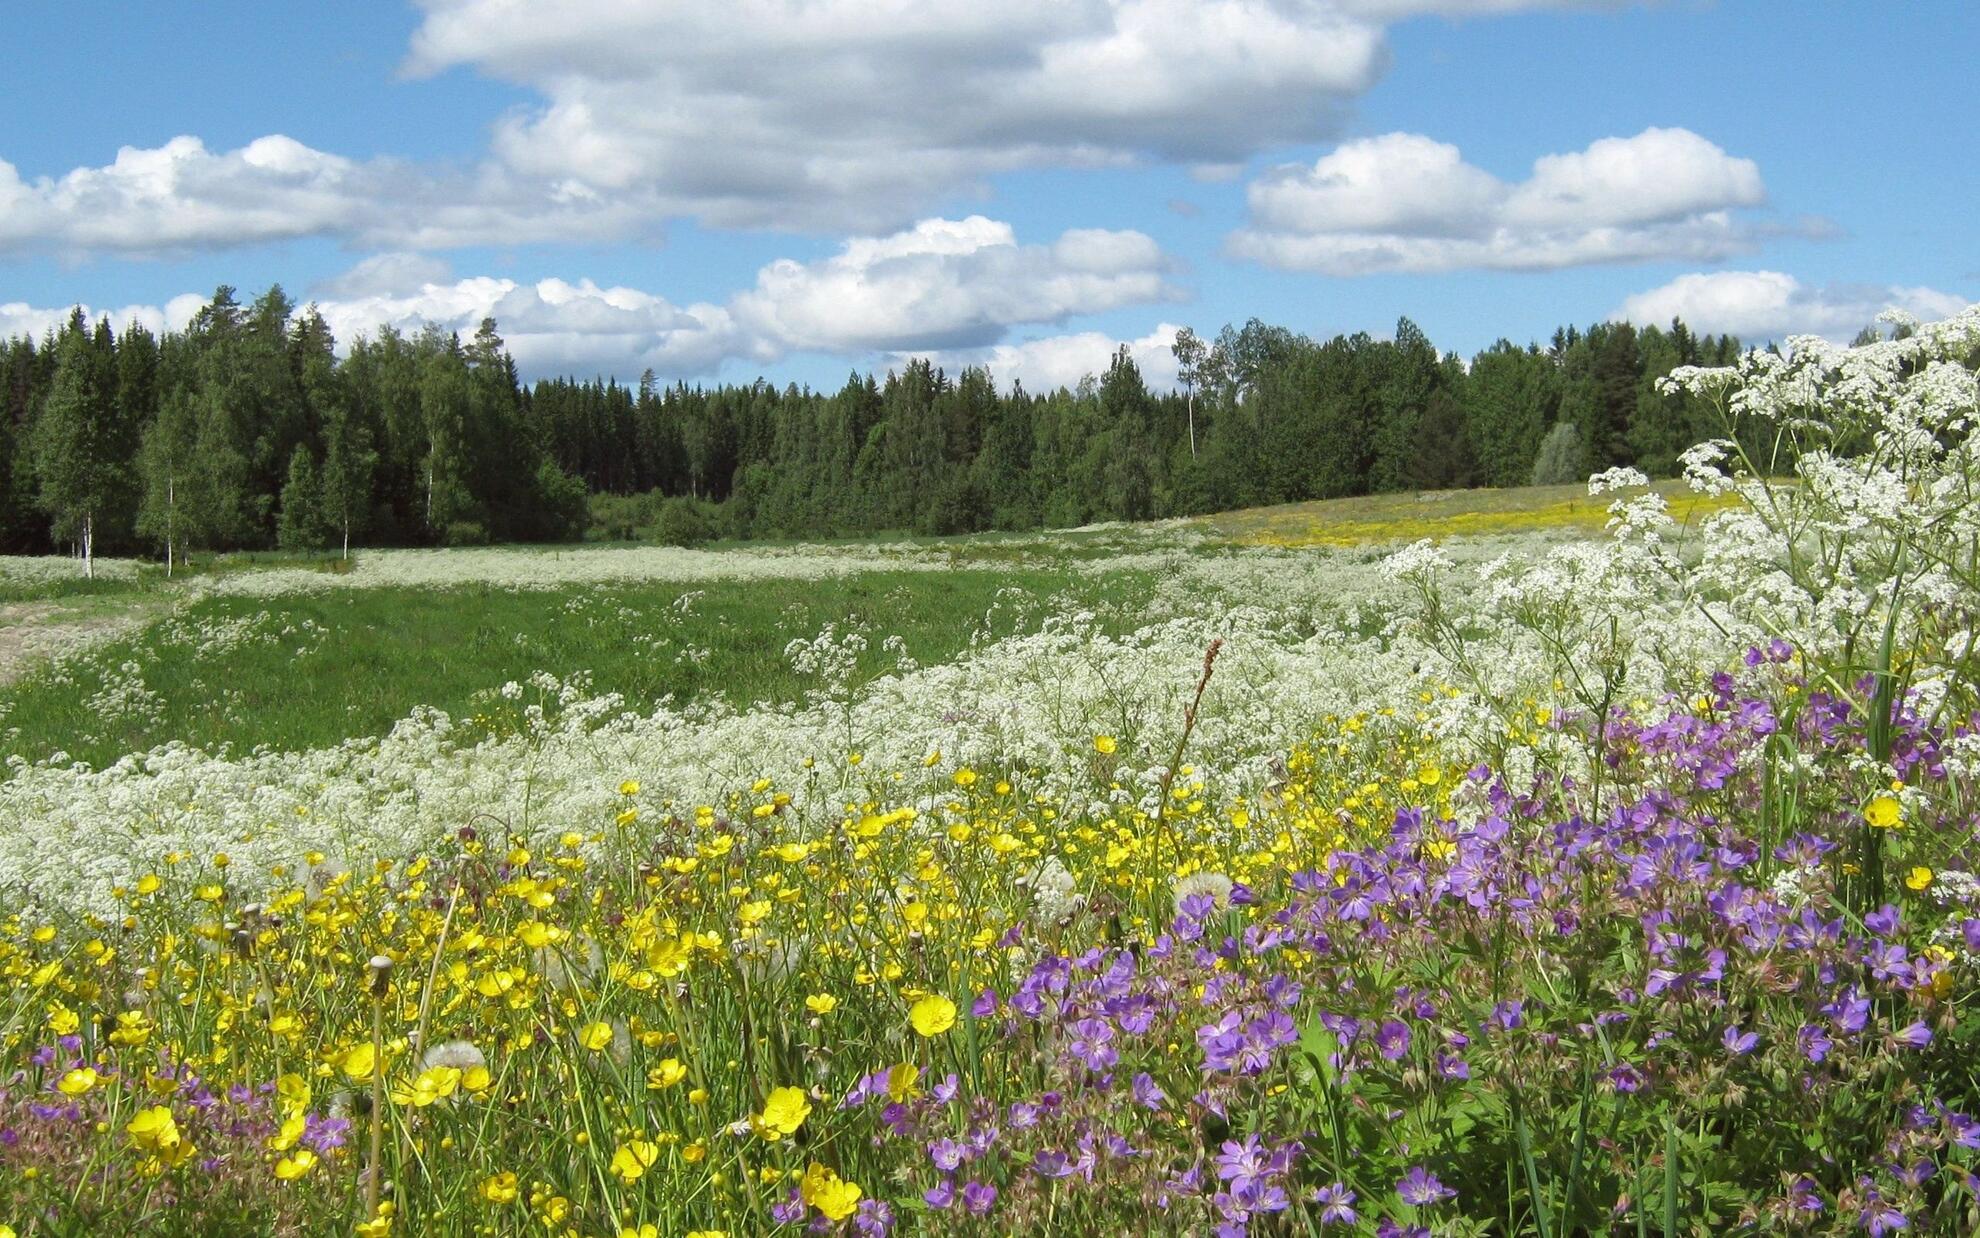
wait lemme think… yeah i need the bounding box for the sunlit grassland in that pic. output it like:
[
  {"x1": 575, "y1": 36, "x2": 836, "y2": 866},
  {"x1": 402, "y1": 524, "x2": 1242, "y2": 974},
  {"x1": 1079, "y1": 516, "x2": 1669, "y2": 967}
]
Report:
[
  {"x1": 1193, "y1": 478, "x2": 1737, "y2": 547},
  {"x1": 0, "y1": 567, "x2": 1154, "y2": 770}
]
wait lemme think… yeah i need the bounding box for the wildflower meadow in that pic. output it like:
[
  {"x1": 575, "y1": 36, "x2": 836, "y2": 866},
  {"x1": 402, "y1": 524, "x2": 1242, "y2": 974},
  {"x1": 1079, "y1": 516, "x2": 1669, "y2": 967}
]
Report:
[{"x1": 4, "y1": 306, "x2": 1980, "y2": 1237}]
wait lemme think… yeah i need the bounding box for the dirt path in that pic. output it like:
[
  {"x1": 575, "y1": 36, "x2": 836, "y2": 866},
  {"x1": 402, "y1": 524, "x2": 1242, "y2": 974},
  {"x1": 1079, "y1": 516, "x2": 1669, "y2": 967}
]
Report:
[{"x1": 0, "y1": 600, "x2": 166, "y2": 687}]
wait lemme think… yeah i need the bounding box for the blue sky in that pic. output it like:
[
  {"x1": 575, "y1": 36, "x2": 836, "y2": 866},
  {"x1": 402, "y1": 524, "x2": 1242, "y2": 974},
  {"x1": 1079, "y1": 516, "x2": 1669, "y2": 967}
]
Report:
[{"x1": 1, "y1": 1, "x2": 1973, "y2": 390}]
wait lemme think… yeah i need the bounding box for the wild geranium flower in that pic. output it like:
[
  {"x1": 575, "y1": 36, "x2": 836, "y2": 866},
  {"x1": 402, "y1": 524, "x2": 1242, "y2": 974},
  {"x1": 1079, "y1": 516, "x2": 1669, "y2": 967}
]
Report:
[
  {"x1": 1313, "y1": 1184, "x2": 1358, "y2": 1227},
  {"x1": 1397, "y1": 1166, "x2": 1455, "y2": 1207},
  {"x1": 1375, "y1": 1019, "x2": 1412, "y2": 1060},
  {"x1": 960, "y1": 1182, "x2": 997, "y2": 1216},
  {"x1": 1722, "y1": 1026, "x2": 1759, "y2": 1056},
  {"x1": 909, "y1": 994, "x2": 958, "y2": 1037},
  {"x1": 1893, "y1": 1021, "x2": 1934, "y2": 1049}
]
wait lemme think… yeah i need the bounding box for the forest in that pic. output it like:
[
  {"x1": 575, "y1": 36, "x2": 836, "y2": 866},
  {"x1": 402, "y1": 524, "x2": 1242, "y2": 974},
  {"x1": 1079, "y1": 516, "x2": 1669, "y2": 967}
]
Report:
[{"x1": 0, "y1": 283, "x2": 1761, "y2": 560}]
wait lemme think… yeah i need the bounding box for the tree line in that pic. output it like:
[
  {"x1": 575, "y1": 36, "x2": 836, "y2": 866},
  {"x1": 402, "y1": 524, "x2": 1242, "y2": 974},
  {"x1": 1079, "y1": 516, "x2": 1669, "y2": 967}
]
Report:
[{"x1": 0, "y1": 282, "x2": 1762, "y2": 564}]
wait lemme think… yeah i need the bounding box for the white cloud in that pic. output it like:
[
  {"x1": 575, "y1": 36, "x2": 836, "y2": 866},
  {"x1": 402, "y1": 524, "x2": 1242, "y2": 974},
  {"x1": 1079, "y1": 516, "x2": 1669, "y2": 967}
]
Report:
[
  {"x1": 307, "y1": 273, "x2": 755, "y2": 377},
  {"x1": 1230, "y1": 127, "x2": 1772, "y2": 274},
  {"x1": 290, "y1": 215, "x2": 1176, "y2": 377},
  {"x1": 0, "y1": 297, "x2": 205, "y2": 342},
  {"x1": 913, "y1": 323, "x2": 1184, "y2": 393},
  {"x1": 732, "y1": 216, "x2": 1177, "y2": 353},
  {"x1": 0, "y1": 135, "x2": 649, "y2": 257},
  {"x1": 1613, "y1": 271, "x2": 1972, "y2": 342},
  {"x1": 401, "y1": 0, "x2": 1638, "y2": 229}
]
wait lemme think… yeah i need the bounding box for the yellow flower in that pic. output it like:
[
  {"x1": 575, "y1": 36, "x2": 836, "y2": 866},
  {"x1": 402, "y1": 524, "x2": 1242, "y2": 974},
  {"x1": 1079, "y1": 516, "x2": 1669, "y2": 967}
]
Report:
[
  {"x1": 647, "y1": 1058, "x2": 688, "y2": 1089},
  {"x1": 622, "y1": 1228, "x2": 661, "y2": 1238},
  {"x1": 610, "y1": 1139, "x2": 660, "y2": 1184},
  {"x1": 480, "y1": 1171, "x2": 520, "y2": 1204},
  {"x1": 909, "y1": 994, "x2": 957, "y2": 1037},
  {"x1": 1865, "y1": 793, "x2": 1904, "y2": 830},
  {"x1": 1906, "y1": 866, "x2": 1934, "y2": 892},
  {"x1": 620, "y1": 779, "x2": 641, "y2": 796},
  {"x1": 127, "y1": 1105, "x2": 195, "y2": 1167},
  {"x1": 340, "y1": 1042, "x2": 377, "y2": 1081},
  {"x1": 578, "y1": 1021, "x2": 614, "y2": 1051},
  {"x1": 267, "y1": 1111, "x2": 306, "y2": 1152},
  {"x1": 1094, "y1": 735, "x2": 1117, "y2": 755},
  {"x1": 57, "y1": 1067, "x2": 99, "y2": 1097},
  {"x1": 886, "y1": 1062, "x2": 921, "y2": 1102},
  {"x1": 953, "y1": 768, "x2": 978, "y2": 788},
  {"x1": 804, "y1": 993, "x2": 838, "y2": 1015},
  {"x1": 46, "y1": 1004, "x2": 79, "y2": 1037},
  {"x1": 274, "y1": 1149, "x2": 318, "y2": 1180},
  {"x1": 389, "y1": 1066, "x2": 462, "y2": 1108},
  {"x1": 754, "y1": 1086, "x2": 812, "y2": 1140},
  {"x1": 355, "y1": 1203, "x2": 395, "y2": 1237},
  {"x1": 684, "y1": 1231, "x2": 726, "y2": 1238},
  {"x1": 108, "y1": 1010, "x2": 153, "y2": 1047},
  {"x1": 800, "y1": 1163, "x2": 863, "y2": 1221}
]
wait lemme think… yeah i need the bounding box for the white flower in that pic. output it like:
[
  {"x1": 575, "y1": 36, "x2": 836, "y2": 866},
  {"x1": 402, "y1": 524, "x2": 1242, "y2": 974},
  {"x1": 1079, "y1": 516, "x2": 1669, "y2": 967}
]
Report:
[{"x1": 1173, "y1": 871, "x2": 1235, "y2": 912}]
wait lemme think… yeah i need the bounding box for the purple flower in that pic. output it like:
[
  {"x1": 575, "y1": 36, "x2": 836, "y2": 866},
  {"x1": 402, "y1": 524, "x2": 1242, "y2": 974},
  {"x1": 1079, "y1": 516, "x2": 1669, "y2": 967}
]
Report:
[
  {"x1": 1894, "y1": 1021, "x2": 1934, "y2": 1049},
  {"x1": 1032, "y1": 1150, "x2": 1074, "y2": 1179},
  {"x1": 772, "y1": 1194, "x2": 807, "y2": 1224},
  {"x1": 1787, "y1": 1175, "x2": 1823, "y2": 1212},
  {"x1": 960, "y1": 1181, "x2": 997, "y2": 1216},
  {"x1": 1397, "y1": 1166, "x2": 1456, "y2": 1207},
  {"x1": 928, "y1": 1138, "x2": 966, "y2": 1173},
  {"x1": 851, "y1": 1199, "x2": 895, "y2": 1236},
  {"x1": 1376, "y1": 1019, "x2": 1412, "y2": 1061},
  {"x1": 970, "y1": 989, "x2": 998, "y2": 1018},
  {"x1": 1722, "y1": 1026, "x2": 1759, "y2": 1056},
  {"x1": 1799, "y1": 1024, "x2": 1834, "y2": 1064},
  {"x1": 923, "y1": 1179, "x2": 955, "y2": 1210},
  {"x1": 1488, "y1": 999, "x2": 1525, "y2": 1031},
  {"x1": 1067, "y1": 1017, "x2": 1118, "y2": 1073},
  {"x1": 1865, "y1": 904, "x2": 1902, "y2": 937},
  {"x1": 1859, "y1": 1199, "x2": 1909, "y2": 1236},
  {"x1": 1131, "y1": 1072, "x2": 1167, "y2": 1111},
  {"x1": 1607, "y1": 1063, "x2": 1645, "y2": 1094},
  {"x1": 1314, "y1": 1183, "x2": 1358, "y2": 1226},
  {"x1": 1216, "y1": 1135, "x2": 1271, "y2": 1190}
]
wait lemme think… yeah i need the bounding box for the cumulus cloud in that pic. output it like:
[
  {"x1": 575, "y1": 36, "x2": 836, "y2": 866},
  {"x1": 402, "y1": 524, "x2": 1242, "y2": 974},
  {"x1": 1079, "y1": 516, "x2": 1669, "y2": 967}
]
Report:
[
  {"x1": 399, "y1": 0, "x2": 1639, "y2": 229},
  {"x1": 0, "y1": 296, "x2": 206, "y2": 342},
  {"x1": 0, "y1": 135, "x2": 650, "y2": 257},
  {"x1": 290, "y1": 215, "x2": 1178, "y2": 377},
  {"x1": 732, "y1": 216, "x2": 1177, "y2": 353},
  {"x1": 909, "y1": 323, "x2": 1184, "y2": 394},
  {"x1": 1613, "y1": 271, "x2": 1972, "y2": 342},
  {"x1": 1230, "y1": 128, "x2": 1772, "y2": 274}
]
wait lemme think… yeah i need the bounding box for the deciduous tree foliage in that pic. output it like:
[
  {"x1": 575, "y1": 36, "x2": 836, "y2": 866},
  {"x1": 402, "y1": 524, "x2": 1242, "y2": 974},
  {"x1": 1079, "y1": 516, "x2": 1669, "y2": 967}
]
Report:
[{"x1": 0, "y1": 285, "x2": 1776, "y2": 556}]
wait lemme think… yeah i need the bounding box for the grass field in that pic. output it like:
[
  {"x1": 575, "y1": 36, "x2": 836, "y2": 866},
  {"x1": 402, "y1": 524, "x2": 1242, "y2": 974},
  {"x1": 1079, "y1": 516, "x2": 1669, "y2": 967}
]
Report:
[
  {"x1": 0, "y1": 480, "x2": 1616, "y2": 769},
  {"x1": 0, "y1": 567, "x2": 1151, "y2": 769}
]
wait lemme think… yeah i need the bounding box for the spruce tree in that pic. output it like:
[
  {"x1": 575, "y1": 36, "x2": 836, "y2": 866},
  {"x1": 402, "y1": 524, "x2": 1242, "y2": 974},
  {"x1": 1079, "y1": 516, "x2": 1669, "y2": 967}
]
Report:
[{"x1": 29, "y1": 315, "x2": 118, "y2": 575}]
